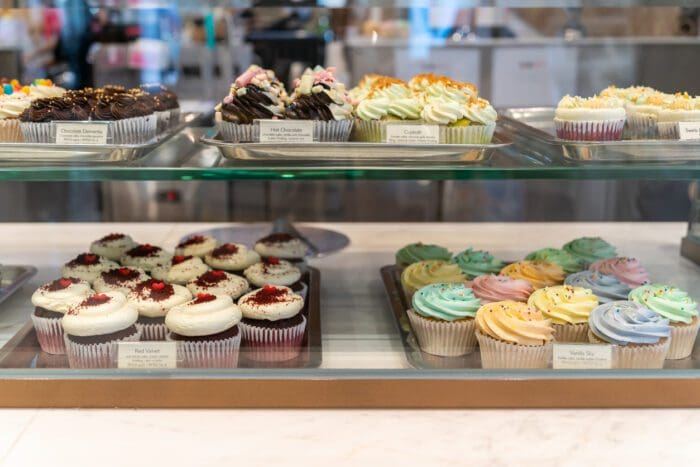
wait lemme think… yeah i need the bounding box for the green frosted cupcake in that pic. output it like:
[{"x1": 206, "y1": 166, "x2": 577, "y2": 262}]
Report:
[
  {"x1": 396, "y1": 242, "x2": 452, "y2": 269},
  {"x1": 525, "y1": 247, "x2": 585, "y2": 274},
  {"x1": 453, "y1": 248, "x2": 504, "y2": 279},
  {"x1": 562, "y1": 237, "x2": 617, "y2": 265}
]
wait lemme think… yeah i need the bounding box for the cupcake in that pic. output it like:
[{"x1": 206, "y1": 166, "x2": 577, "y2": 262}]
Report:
[
  {"x1": 562, "y1": 237, "x2": 617, "y2": 265},
  {"x1": 348, "y1": 74, "x2": 382, "y2": 101},
  {"x1": 187, "y1": 270, "x2": 250, "y2": 301},
  {"x1": 93, "y1": 267, "x2": 150, "y2": 295},
  {"x1": 30, "y1": 277, "x2": 93, "y2": 355},
  {"x1": 285, "y1": 66, "x2": 354, "y2": 141},
  {"x1": 564, "y1": 270, "x2": 631, "y2": 304},
  {"x1": 244, "y1": 257, "x2": 306, "y2": 300},
  {"x1": 127, "y1": 279, "x2": 192, "y2": 341},
  {"x1": 400, "y1": 260, "x2": 467, "y2": 301},
  {"x1": 588, "y1": 300, "x2": 671, "y2": 368},
  {"x1": 139, "y1": 83, "x2": 180, "y2": 131},
  {"x1": 165, "y1": 293, "x2": 242, "y2": 368},
  {"x1": 254, "y1": 233, "x2": 308, "y2": 271},
  {"x1": 204, "y1": 243, "x2": 261, "y2": 274},
  {"x1": 553, "y1": 95, "x2": 626, "y2": 141},
  {"x1": 151, "y1": 255, "x2": 209, "y2": 285},
  {"x1": 27, "y1": 78, "x2": 66, "y2": 100},
  {"x1": 407, "y1": 283, "x2": 481, "y2": 356},
  {"x1": 623, "y1": 91, "x2": 672, "y2": 139},
  {"x1": 589, "y1": 257, "x2": 650, "y2": 288},
  {"x1": 62, "y1": 291, "x2": 140, "y2": 368},
  {"x1": 657, "y1": 93, "x2": 700, "y2": 139},
  {"x1": 89, "y1": 90, "x2": 157, "y2": 144},
  {"x1": 61, "y1": 253, "x2": 119, "y2": 284},
  {"x1": 395, "y1": 242, "x2": 452, "y2": 269},
  {"x1": 174, "y1": 234, "x2": 217, "y2": 258},
  {"x1": 499, "y1": 261, "x2": 565, "y2": 289},
  {"x1": 630, "y1": 284, "x2": 699, "y2": 359},
  {"x1": 18, "y1": 95, "x2": 91, "y2": 142},
  {"x1": 120, "y1": 244, "x2": 172, "y2": 272},
  {"x1": 527, "y1": 285, "x2": 599, "y2": 342},
  {"x1": 524, "y1": 247, "x2": 584, "y2": 274},
  {"x1": 420, "y1": 96, "x2": 497, "y2": 144},
  {"x1": 475, "y1": 301, "x2": 554, "y2": 369},
  {"x1": 238, "y1": 285, "x2": 306, "y2": 362},
  {"x1": 453, "y1": 248, "x2": 504, "y2": 279},
  {"x1": 466, "y1": 274, "x2": 534, "y2": 304},
  {"x1": 0, "y1": 86, "x2": 32, "y2": 142},
  {"x1": 89, "y1": 233, "x2": 136, "y2": 261}
]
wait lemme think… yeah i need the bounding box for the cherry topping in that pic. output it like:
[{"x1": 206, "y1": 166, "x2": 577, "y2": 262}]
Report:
[
  {"x1": 265, "y1": 256, "x2": 281, "y2": 265},
  {"x1": 263, "y1": 285, "x2": 280, "y2": 293},
  {"x1": 151, "y1": 281, "x2": 166, "y2": 291},
  {"x1": 118, "y1": 267, "x2": 132, "y2": 276},
  {"x1": 172, "y1": 255, "x2": 191, "y2": 265},
  {"x1": 81, "y1": 293, "x2": 111, "y2": 306},
  {"x1": 194, "y1": 293, "x2": 216, "y2": 304},
  {"x1": 211, "y1": 270, "x2": 225, "y2": 277},
  {"x1": 58, "y1": 278, "x2": 73, "y2": 288}
]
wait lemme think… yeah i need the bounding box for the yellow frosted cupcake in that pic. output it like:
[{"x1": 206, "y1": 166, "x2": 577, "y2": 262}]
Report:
[
  {"x1": 499, "y1": 261, "x2": 565, "y2": 289},
  {"x1": 400, "y1": 260, "x2": 466, "y2": 301},
  {"x1": 528, "y1": 285, "x2": 599, "y2": 342},
  {"x1": 475, "y1": 301, "x2": 554, "y2": 369}
]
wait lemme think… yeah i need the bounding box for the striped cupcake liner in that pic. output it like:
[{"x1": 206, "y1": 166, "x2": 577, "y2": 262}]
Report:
[
  {"x1": 64, "y1": 329, "x2": 142, "y2": 369},
  {"x1": 30, "y1": 314, "x2": 66, "y2": 355},
  {"x1": 667, "y1": 318, "x2": 700, "y2": 360},
  {"x1": 166, "y1": 331, "x2": 241, "y2": 368},
  {"x1": 476, "y1": 330, "x2": 552, "y2": 369},
  {"x1": 552, "y1": 322, "x2": 589, "y2": 343},
  {"x1": 406, "y1": 308, "x2": 476, "y2": 357},
  {"x1": 554, "y1": 118, "x2": 625, "y2": 141},
  {"x1": 136, "y1": 321, "x2": 168, "y2": 341},
  {"x1": 624, "y1": 113, "x2": 658, "y2": 140},
  {"x1": 587, "y1": 329, "x2": 669, "y2": 369},
  {"x1": 239, "y1": 316, "x2": 307, "y2": 362},
  {"x1": 0, "y1": 119, "x2": 23, "y2": 143}
]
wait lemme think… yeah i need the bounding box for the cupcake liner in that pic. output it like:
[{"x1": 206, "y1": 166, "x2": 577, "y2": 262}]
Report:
[
  {"x1": 667, "y1": 318, "x2": 700, "y2": 360},
  {"x1": 218, "y1": 121, "x2": 258, "y2": 143},
  {"x1": 313, "y1": 119, "x2": 353, "y2": 142},
  {"x1": 353, "y1": 119, "x2": 385, "y2": 142},
  {"x1": 110, "y1": 115, "x2": 157, "y2": 145},
  {"x1": 406, "y1": 308, "x2": 476, "y2": 356},
  {"x1": 554, "y1": 119, "x2": 625, "y2": 141},
  {"x1": 136, "y1": 321, "x2": 168, "y2": 341},
  {"x1": 587, "y1": 329, "x2": 669, "y2": 369},
  {"x1": 155, "y1": 110, "x2": 171, "y2": 134},
  {"x1": 30, "y1": 314, "x2": 66, "y2": 355},
  {"x1": 239, "y1": 316, "x2": 307, "y2": 362},
  {"x1": 476, "y1": 330, "x2": 552, "y2": 369},
  {"x1": 0, "y1": 119, "x2": 23, "y2": 142},
  {"x1": 169, "y1": 108, "x2": 181, "y2": 128},
  {"x1": 439, "y1": 123, "x2": 496, "y2": 144},
  {"x1": 657, "y1": 122, "x2": 680, "y2": 140},
  {"x1": 552, "y1": 322, "x2": 589, "y2": 343},
  {"x1": 625, "y1": 112, "x2": 658, "y2": 140},
  {"x1": 166, "y1": 331, "x2": 241, "y2": 368},
  {"x1": 20, "y1": 121, "x2": 53, "y2": 143},
  {"x1": 64, "y1": 328, "x2": 142, "y2": 369}
]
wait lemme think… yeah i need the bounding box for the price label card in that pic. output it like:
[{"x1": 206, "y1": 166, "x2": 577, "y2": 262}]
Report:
[
  {"x1": 385, "y1": 124, "x2": 439, "y2": 145},
  {"x1": 678, "y1": 122, "x2": 700, "y2": 141},
  {"x1": 55, "y1": 122, "x2": 109, "y2": 145},
  {"x1": 117, "y1": 342, "x2": 177, "y2": 369},
  {"x1": 258, "y1": 120, "x2": 314, "y2": 143},
  {"x1": 553, "y1": 343, "x2": 612, "y2": 370}
]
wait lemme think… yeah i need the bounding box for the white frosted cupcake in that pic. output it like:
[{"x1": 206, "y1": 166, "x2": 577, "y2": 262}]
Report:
[
  {"x1": 254, "y1": 234, "x2": 308, "y2": 271},
  {"x1": 204, "y1": 243, "x2": 261, "y2": 273},
  {"x1": 93, "y1": 267, "x2": 149, "y2": 295},
  {"x1": 420, "y1": 97, "x2": 497, "y2": 144},
  {"x1": 186, "y1": 270, "x2": 250, "y2": 301},
  {"x1": 61, "y1": 253, "x2": 119, "y2": 285},
  {"x1": 243, "y1": 257, "x2": 306, "y2": 300},
  {"x1": 0, "y1": 90, "x2": 32, "y2": 142},
  {"x1": 31, "y1": 278, "x2": 93, "y2": 355},
  {"x1": 165, "y1": 293, "x2": 242, "y2": 368},
  {"x1": 120, "y1": 244, "x2": 172, "y2": 272},
  {"x1": 174, "y1": 235, "x2": 218, "y2": 258},
  {"x1": 89, "y1": 233, "x2": 137, "y2": 261},
  {"x1": 657, "y1": 93, "x2": 700, "y2": 140},
  {"x1": 127, "y1": 279, "x2": 192, "y2": 341},
  {"x1": 554, "y1": 95, "x2": 626, "y2": 141},
  {"x1": 151, "y1": 255, "x2": 209, "y2": 285}
]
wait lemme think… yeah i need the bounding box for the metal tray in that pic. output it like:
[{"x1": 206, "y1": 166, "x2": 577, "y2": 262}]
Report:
[
  {"x1": 201, "y1": 131, "x2": 510, "y2": 164},
  {"x1": 0, "y1": 265, "x2": 37, "y2": 306},
  {"x1": 500, "y1": 107, "x2": 700, "y2": 164},
  {"x1": 0, "y1": 112, "x2": 201, "y2": 164}
]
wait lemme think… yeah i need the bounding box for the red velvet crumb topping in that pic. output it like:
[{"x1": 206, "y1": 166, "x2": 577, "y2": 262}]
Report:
[
  {"x1": 46, "y1": 277, "x2": 80, "y2": 291},
  {"x1": 126, "y1": 244, "x2": 161, "y2": 257},
  {"x1": 211, "y1": 243, "x2": 239, "y2": 258},
  {"x1": 249, "y1": 286, "x2": 287, "y2": 305},
  {"x1": 81, "y1": 293, "x2": 111, "y2": 306},
  {"x1": 178, "y1": 235, "x2": 206, "y2": 248},
  {"x1": 172, "y1": 255, "x2": 191, "y2": 265},
  {"x1": 265, "y1": 256, "x2": 281, "y2": 265},
  {"x1": 99, "y1": 233, "x2": 125, "y2": 242},
  {"x1": 134, "y1": 279, "x2": 174, "y2": 301},
  {"x1": 258, "y1": 233, "x2": 294, "y2": 245},
  {"x1": 68, "y1": 253, "x2": 100, "y2": 266},
  {"x1": 194, "y1": 293, "x2": 216, "y2": 304}
]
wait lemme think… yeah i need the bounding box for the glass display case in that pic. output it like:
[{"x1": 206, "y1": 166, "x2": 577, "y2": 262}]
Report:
[{"x1": 0, "y1": 1, "x2": 700, "y2": 408}]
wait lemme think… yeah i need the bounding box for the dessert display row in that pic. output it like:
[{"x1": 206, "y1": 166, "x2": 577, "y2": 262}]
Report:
[{"x1": 392, "y1": 237, "x2": 698, "y2": 369}]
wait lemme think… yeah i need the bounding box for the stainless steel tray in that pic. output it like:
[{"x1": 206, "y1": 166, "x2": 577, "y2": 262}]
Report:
[
  {"x1": 0, "y1": 112, "x2": 201, "y2": 164},
  {"x1": 500, "y1": 107, "x2": 700, "y2": 164},
  {"x1": 201, "y1": 131, "x2": 510, "y2": 164},
  {"x1": 0, "y1": 265, "x2": 37, "y2": 306}
]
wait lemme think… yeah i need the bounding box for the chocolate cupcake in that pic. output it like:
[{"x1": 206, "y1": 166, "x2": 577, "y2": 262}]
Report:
[
  {"x1": 61, "y1": 253, "x2": 119, "y2": 285},
  {"x1": 127, "y1": 279, "x2": 192, "y2": 341},
  {"x1": 93, "y1": 267, "x2": 150, "y2": 295},
  {"x1": 19, "y1": 95, "x2": 92, "y2": 142},
  {"x1": 90, "y1": 92, "x2": 156, "y2": 144},
  {"x1": 204, "y1": 243, "x2": 261, "y2": 274},
  {"x1": 151, "y1": 255, "x2": 209, "y2": 285},
  {"x1": 243, "y1": 257, "x2": 306, "y2": 300},
  {"x1": 90, "y1": 233, "x2": 137, "y2": 261},
  {"x1": 187, "y1": 270, "x2": 250, "y2": 301},
  {"x1": 120, "y1": 244, "x2": 172, "y2": 272},
  {"x1": 140, "y1": 83, "x2": 180, "y2": 131},
  {"x1": 174, "y1": 235, "x2": 217, "y2": 258}
]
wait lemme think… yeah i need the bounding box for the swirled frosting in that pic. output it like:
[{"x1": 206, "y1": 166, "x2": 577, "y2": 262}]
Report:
[
  {"x1": 61, "y1": 253, "x2": 119, "y2": 284},
  {"x1": 525, "y1": 248, "x2": 584, "y2": 274},
  {"x1": 589, "y1": 257, "x2": 650, "y2": 288},
  {"x1": 187, "y1": 270, "x2": 250, "y2": 299},
  {"x1": 151, "y1": 255, "x2": 210, "y2": 285},
  {"x1": 411, "y1": 283, "x2": 481, "y2": 321},
  {"x1": 562, "y1": 237, "x2": 617, "y2": 264},
  {"x1": 555, "y1": 95, "x2": 626, "y2": 121},
  {"x1": 356, "y1": 97, "x2": 390, "y2": 121},
  {"x1": 93, "y1": 267, "x2": 150, "y2": 295},
  {"x1": 62, "y1": 291, "x2": 138, "y2": 337},
  {"x1": 238, "y1": 285, "x2": 304, "y2": 321},
  {"x1": 285, "y1": 66, "x2": 353, "y2": 121},
  {"x1": 127, "y1": 279, "x2": 192, "y2": 318},
  {"x1": 244, "y1": 258, "x2": 301, "y2": 287},
  {"x1": 564, "y1": 270, "x2": 631, "y2": 304},
  {"x1": 420, "y1": 101, "x2": 465, "y2": 125},
  {"x1": 205, "y1": 243, "x2": 261, "y2": 271},
  {"x1": 466, "y1": 274, "x2": 534, "y2": 304},
  {"x1": 401, "y1": 260, "x2": 467, "y2": 291},
  {"x1": 174, "y1": 235, "x2": 217, "y2": 258},
  {"x1": 31, "y1": 278, "x2": 93, "y2": 313},
  {"x1": 28, "y1": 82, "x2": 66, "y2": 100},
  {"x1": 589, "y1": 300, "x2": 671, "y2": 346},
  {"x1": 0, "y1": 93, "x2": 32, "y2": 119},
  {"x1": 475, "y1": 301, "x2": 554, "y2": 346},
  {"x1": 120, "y1": 244, "x2": 172, "y2": 272},
  {"x1": 463, "y1": 98, "x2": 497, "y2": 125},
  {"x1": 254, "y1": 233, "x2": 308, "y2": 259},
  {"x1": 165, "y1": 294, "x2": 242, "y2": 337},
  {"x1": 527, "y1": 285, "x2": 599, "y2": 325},
  {"x1": 89, "y1": 233, "x2": 136, "y2": 261},
  {"x1": 396, "y1": 242, "x2": 452, "y2": 266},
  {"x1": 629, "y1": 284, "x2": 698, "y2": 324},
  {"x1": 499, "y1": 261, "x2": 565, "y2": 289},
  {"x1": 453, "y1": 248, "x2": 504, "y2": 278},
  {"x1": 216, "y1": 65, "x2": 286, "y2": 124}
]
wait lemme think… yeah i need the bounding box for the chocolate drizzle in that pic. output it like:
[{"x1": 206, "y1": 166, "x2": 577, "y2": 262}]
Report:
[
  {"x1": 285, "y1": 83, "x2": 335, "y2": 121},
  {"x1": 220, "y1": 86, "x2": 282, "y2": 124}
]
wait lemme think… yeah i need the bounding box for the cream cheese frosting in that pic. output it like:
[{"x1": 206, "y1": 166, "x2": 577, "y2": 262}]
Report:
[
  {"x1": 174, "y1": 235, "x2": 218, "y2": 257},
  {"x1": 89, "y1": 233, "x2": 137, "y2": 261},
  {"x1": 151, "y1": 255, "x2": 210, "y2": 285},
  {"x1": 120, "y1": 244, "x2": 173, "y2": 272},
  {"x1": 204, "y1": 243, "x2": 261, "y2": 271},
  {"x1": 93, "y1": 267, "x2": 150, "y2": 295},
  {"x1": 127, "y1": 279, "x2": 192, "y2": 318},
  {"x1": 187, "y1": 270, "x2": 250, "y2": 299},
  {"x1": 165, "y1": 294, "x2": 242, "y2": 337},
  {"x1": 61, "y1": 253, "x2": 119, "y2": 284},
  {"x1": 254, "y1": 233, "x2": 308, "y2": 259},
  {"x1": 31, "y1": 278, "x2": 93, "y2": 313},
  {"x1": 244, "y1": 258, "x2": 302, "y2": 287},
  {"x1": 62, "y1": 291, "x2": 138, "y2": 337},
  {"x1": 238, "y1": 285, "x2": 304, "y2": 321},
  {"x1": 0, "y1": 93, "x2": 32, "y2": 120},
  {"x1": 555, "y1": 95, "x2": 626, "y2": 122}
]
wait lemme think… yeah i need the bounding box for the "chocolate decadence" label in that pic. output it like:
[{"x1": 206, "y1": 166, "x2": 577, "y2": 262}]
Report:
[{"x1": 55, "y1": 122, "x2": 109, "y2": 145}]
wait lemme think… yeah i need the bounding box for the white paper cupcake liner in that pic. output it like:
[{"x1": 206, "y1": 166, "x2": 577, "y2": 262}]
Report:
[
  {"x1": 352, "y1": 119, "x2": 385, "y2": 142},
  {"x1": 587, "y1": 329, "x2": 669, "y2": 368},
  {"x1": 657, "y1": 122, "x2": 682, "y2": 140},
  {"x1": 667, "y1": 318, "x2": 700, "y2": 360},
  {"x1": 218, "y1": 121, "x2": 258, "y2": 143},
  {"x1": 30, "y1": 314, "x2": 66, "y2": 355},
  {"x1": 406, "y1": 309, "x2": 476, "y2": 356},
  {"x1": 313, "y1": 119, "x2": 353, "y2": 142},
  {"x1": 552, "y1": 322, "x2": 589, "y2": 343},
  {"x1": 166, "y1": 331, "x2": 241, "y2": 368},
  {"x1": 239, "y1": 316, "x2": 307, "y2": 362},
  {"x1": 439, "y1": 123, "x2": 496, "y2": 144},
  {"x1": 136, "y1": 321, "x2": 168, "y2": 341},
  {"x1": 554, "y1": 118, "x2": 625, "y2": 141},
  {"x1": 625, "y1": 112, "x2": 658, "y2": 140},
  {"x1": 20, "y1": 121, "x2": 53, "y2": 143},
  {"x1": 476, "y1": 330, "x2": 552, "y2": 369},
  {"x1": 64, "y1": 328, "x2": 142, "y2": 369},
  {"x1": 0, "y1": 119, "x2": 23, "y2": 142}
]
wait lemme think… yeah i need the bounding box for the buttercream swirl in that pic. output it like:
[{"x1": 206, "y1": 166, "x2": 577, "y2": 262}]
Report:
[
  {"x1": 564, "y1": 270, "x2": 631, "y2": 304},
  {"x1": 629, "y1": 284, "x2": 698, "y2": 324},
  {"x1": 254, "y1": 233, "x2": 308, "y2": 259},
  {"x1": 527, "y1": 285, "x2": 599, "y2": 325},
  {"x1": 244, "y1": 259, "x2": 302, "y2": 287},
  {"x1": 355, "y1": 97, "x2": 390, "y2": 121},
  {"x1": 555, "y1": 95, "x2": 626, "y2": 121},
  {"x1": 562, "y1": 237, "x2": 617, "y2": 264},
  {"x1": 205, "y1": 243, "x2": 261, "y2": 271},
  {"x1": 174, "y1": 235, "x2": 217, "y2": 258},
  {"x1": 93, "y1": 267, "x2": 149, "y2": 295},
  {"x1": 89, "y1": 233, "x2": 136, "y2": 261},
  {"x1": 395, "y1": 242, "x2": 452, "y2": 266},
  {"x1": 420, "y1": 101, "x2": 465, "y2": 125},
  {"x1": 151, "y1": 256, "x2": 210, "y2": 285},
  {"x1": 401, "y1": 260, "x2": 467, "y2": 292},
  {"x1": 238, "y1": 286, "x2": 304, "y2": 321},
  {"x1": 589, "y1": 257, "x2": 650, "y2": 288},
  {"x1": 0, "y1": 93, "x2": 32, "y2": 119},
  {"x1": 475, "y1": 300, "x2": 554, "y2": 346},
  {"x1": 187, "y1": 270, "x2": 250, "y2": 299},
  {"x1": 589, "y1": 300, "x2": 671, "y2": 346},
  {"x1": 63, "y1": 291, "x2": 138, "y2": 337},
  {"x1": 466, "y1": 274, "x2": 534, "y2": 304},
  {"x1": 525, "y1": 248, "x2": 584, "y2": 274},
  {"x1": 411, "y1": 283, "x2": 481, "y2": 321},
  {"x1": 127, "y1": 280, "x2": 192, "y2": 318},
  {"x1": 499, "y1": 261, "x2": 565, "y2": 289},
  {"x1": 165, "y1": 295, "x2": 242, "y2": 337},
  {"x1": 463, "y1": 98, "x2": 497, "y2": 125},
  {"x1": 31, "y1": 278, "x2": 93, "y2": 313},
  {"x1": 453, "y1": 248, "x2": 504, "y2": 278},
  {"x1": 286, "y1": 66, "x2": 353, "y2": 121},
  {"x1": 61, "y1": 253, "x2": 119, "y2": 284}
]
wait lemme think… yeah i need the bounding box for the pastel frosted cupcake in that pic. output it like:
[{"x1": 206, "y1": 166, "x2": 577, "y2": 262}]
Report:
[
  {"x1": 151, "y1": 255, "x2": 209, "y2": 285},
  {"x1": 395, "y1": 242, "x2": 452, "y2": 269},
  {"x1": 120, "y1": 244, "x2": 172, "y2": 272},
  {"x1": 630, "y1": 284, "x2": 699, "y2": 359},
  {"x1": 588, "y1": 300, "x2": 671, "y2": 368},
  {"x1": 62, "y1": 292, "x2": 140, "y2": 369},
  {"x1": 30, "y1": 278, "x2": 93, "y2": 355},
  {"x1": 407, "y1": 283, "x2": 481, "y2": 356},
  {"x1": 187, "y1": 270, "x2": 249, "y2": 301},
  {"x1": 174, "y1": 235, "x2": 217, "y2": 258},
  {"x1": 528, "y1": 285, "x2": 599, "y2": 342},
  {"x1": 657, "y1": 93, "x2": 700, "y2": 139},
  {"x1": 562, "y1": 237, "x2": 617, "y2": 265},
  {"x1": 93, "y1": 267, "x2": 150, "y2": 295},
  {"x1": 475, "y1": 301, "x2": 554, "y2": 369},
  {"x1": 525, "y1": 247, "x2": 584, "y2": 274},
  {"x1": 127, "y1": 279, "x2": 192, "y2": 340},
  {"x1": 453, "y1": 248, "x2": 504, "y2": 279},
  {"x1": 466, "y1": 274, "x2": 534, "y2": 304},
  {"x1": 589, "y1": 257, "x2": 650, "y2": 289},
  {"x1": 420, "y1": 96, "x2": 497, "y2": 144},
  {"x1": 238, "y1": 285, "x2": 306, "y2": 362},
  {"x1": 165, "y1": 294, "x2": 242, "y2": 368},
  {"x1": 624, "y1": 91, "x2": 672, "y2": 139},
  {"x1": 400, "y1": 260, "x2": 467, "y2": 301},
  {"x1": 554, "y1": 95, "x2": 626, "y2": 141},
  {"x1": 61, "y1": 253, "x2": 119, "y2": 284},
  {"x1": 254, "y1": 234, "x2": 308, "y2": 271},
  {"x1": 204, "y1": 243, "x2": 261, "y2": 274},
  {"x1": 565, "y1": 270, "x2": 631, "y2": 304},
  {"x1": 244, "y1": 257, "x2": 306, "y2": 300},
  {"x1": 499, "y1": 261, "x2": 565, "y2": 289},
  {"x1": 89, "y1": 233, "x2": 136, "y2": 261}
]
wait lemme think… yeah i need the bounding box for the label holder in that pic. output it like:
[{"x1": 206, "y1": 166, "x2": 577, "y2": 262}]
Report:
[
  {"x1": 117, "y1": 341, "x2": 177, "y2": 369},
  {"x1": 257, "y1": 119, "x2": 314, "y2": 143},
  {"x1": 385, "y1": 123, "x2": 440, "y2": 145},
  {"x1": 552, "y1": 342, "x2": 612, "y2": 370}
]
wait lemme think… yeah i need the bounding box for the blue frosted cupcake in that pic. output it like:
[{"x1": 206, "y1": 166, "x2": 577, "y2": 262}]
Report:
[{"x1": 565, "y1": 270, "x2": 631, "y2": 304}]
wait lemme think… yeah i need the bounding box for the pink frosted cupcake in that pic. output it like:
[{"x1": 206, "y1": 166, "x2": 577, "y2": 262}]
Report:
[
  {"x1": 466, "y1": 274, "x2": 534, "y2": 304},
  {"x1": 589, "y1": 257, "x2": 650, "y2": 289},
  {"x1": 30, "y1": 278, "x2": 93, "y2": 355},
  {"x1": 554, "y1": 95, "x2": 625, "y2": 141}
]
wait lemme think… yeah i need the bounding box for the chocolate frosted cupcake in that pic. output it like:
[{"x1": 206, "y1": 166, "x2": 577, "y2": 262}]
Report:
[
  {"x1": 244, "y1": 257, "x2": 306, "y2": 300},
  {"x1": 238, "y1": 285, "x2": 306, "y2": 362},
  {"x1": 127, "y1": 279, "x2": 192, "y2": 341},
  {"x1": 31, "y1": 278, "x2": 93, "y2": 355},
  {"x1": 140, "y1": 83, "x2": 180, "y2": 131},
  {"x1": 120, "y1": 244, "x2": 172, "y2": 272},
  {"x1": 90, "y1": 91, "x2": 156, "y2": 144},
  {"x1": 174, "y1": 235, "x2": 217, "y2": 258},
  {"x1": 89, "y1": 233, "x2": 136, "y2": 261},
  {"x1": 61, "y1": 253, "x2": 119, "y2": 284},
  {"x1": 187, "y1": 270, "x2": 250, "y2": 301},
  {"x1": 204, "y1": 243, "x2": 261, "y2": 274},
  {"x1": 62, "y1": 291, "x2": 140, "y2": 368},
  {"x1": 254, "y1": 233, "x2": 308, "y2": 271},
  {"x1": 151, "y1": 255, "x2": 209, "y2": 285},
  {"x1": 19, "y1": 95, "x2": 91, "y2": 142},
  {"x1": 93, "y1": 267, "x2": 149, "y2": 295}
]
